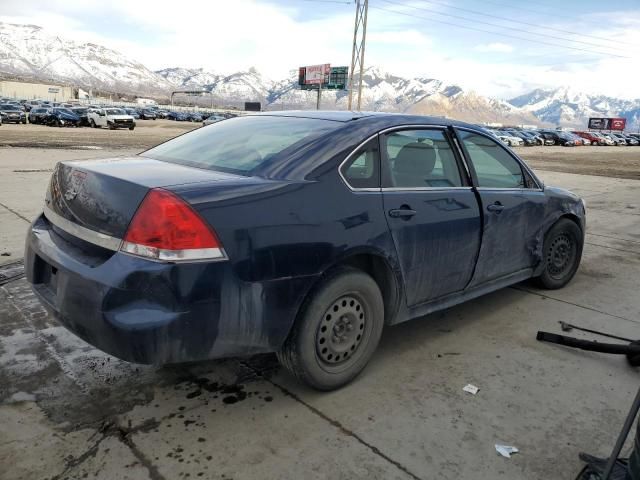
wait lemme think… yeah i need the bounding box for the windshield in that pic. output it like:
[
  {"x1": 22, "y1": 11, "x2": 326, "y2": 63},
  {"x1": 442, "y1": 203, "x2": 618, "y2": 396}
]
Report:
[
  {"x1": 72, "y1": 108, "x2": 87, "y2": 114},
  {"x1": 105, "y1": 108, "x2": 125, "y2": 115},
  {"x1": 54, "y1": 108, "x2": 74, "y2": 114},
  {"x1": 0, "y1": 104, "x2": 20, "y2": 111},
  {"x1": 142, "y1": 115, "x2": 341, "y2": 174}
]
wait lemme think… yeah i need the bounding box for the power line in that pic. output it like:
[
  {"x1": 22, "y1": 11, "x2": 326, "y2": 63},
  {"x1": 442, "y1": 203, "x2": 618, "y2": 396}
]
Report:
[
  {"x1": 370, "y1": 4, "x2": 632, "y2": 59},
  {"x1": 378, "y1": 0, "x2": 631, "y2": 52},
  {"x1": 405, "y1": 0, "x2": 639, "y2": 47}
]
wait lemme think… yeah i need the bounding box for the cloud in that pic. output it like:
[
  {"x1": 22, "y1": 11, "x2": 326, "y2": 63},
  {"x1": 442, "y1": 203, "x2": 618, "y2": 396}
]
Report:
[{"x1": 474, "y1": 42, "x2": 514, "y2": 53}]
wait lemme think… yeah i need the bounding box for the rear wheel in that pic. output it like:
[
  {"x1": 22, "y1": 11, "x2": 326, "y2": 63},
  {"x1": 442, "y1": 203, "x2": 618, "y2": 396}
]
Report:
[
  {"x1": 534, "y1": 218, "x2": 583, "y2": 289},
  {"x1": 277, "y1": 267, "x2": 384, "y2": 390},
  {"x1": 129, "y1": 126, "x2": 135, "y2": 131}
]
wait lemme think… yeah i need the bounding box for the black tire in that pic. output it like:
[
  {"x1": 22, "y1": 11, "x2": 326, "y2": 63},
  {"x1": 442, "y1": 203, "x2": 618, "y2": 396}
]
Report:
[
  {"x1": 89, "y1": 119, "x2": 96, "y2": 128},
  {"x1": 534, "y1": 218, "x2": 583, "y2": 289},
  {"x1": 129, "y1": 126, "x2": 135, "y2": 131},
  {"x1": 277, "y1": 266, "x2": 384, "y2": 391}
]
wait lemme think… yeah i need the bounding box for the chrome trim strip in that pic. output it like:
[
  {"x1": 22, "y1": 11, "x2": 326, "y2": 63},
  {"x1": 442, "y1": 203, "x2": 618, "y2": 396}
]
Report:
[
  {"x1": 43, "y1": 205, "x2": 122, "y2": 251},
  {"x1": 382, "y1": 187, "x2": 473, "y2": 192},
  {"x1": 376, "y1": 124, "x2": 448, "y2": 135},
  {"x1": 476, "y1": 187, "x2": 544, "y2": 193}
]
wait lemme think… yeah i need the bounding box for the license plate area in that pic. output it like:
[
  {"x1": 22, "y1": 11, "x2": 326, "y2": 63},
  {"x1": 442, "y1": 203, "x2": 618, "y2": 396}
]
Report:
[{"x1": 33, "y1": 255, "x2": 58, "y2": 302}]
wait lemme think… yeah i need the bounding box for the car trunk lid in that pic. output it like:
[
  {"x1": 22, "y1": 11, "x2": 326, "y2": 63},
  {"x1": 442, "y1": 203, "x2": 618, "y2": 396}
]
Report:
[{"x1": 45, "y1": 156, "x2": 248, "y2": 240}]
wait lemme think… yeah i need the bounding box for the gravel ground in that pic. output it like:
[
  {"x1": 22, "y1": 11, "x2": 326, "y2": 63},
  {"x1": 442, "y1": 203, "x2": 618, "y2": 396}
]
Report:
[
  {"x1": 0, "y1": 120, "x2": 198, "y2": 150},
  {"x1": 1, "y1": 121, "x2": 639, "y2": 180},
  {"x1": 518, "y1": 145, "x2": 640, "y2": 181}
]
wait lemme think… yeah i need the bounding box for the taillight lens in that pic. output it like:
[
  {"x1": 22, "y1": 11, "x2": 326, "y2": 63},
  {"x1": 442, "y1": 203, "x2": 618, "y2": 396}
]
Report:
[{"x1": 121, "y1": 188, "x2": 226, "y2": 262}]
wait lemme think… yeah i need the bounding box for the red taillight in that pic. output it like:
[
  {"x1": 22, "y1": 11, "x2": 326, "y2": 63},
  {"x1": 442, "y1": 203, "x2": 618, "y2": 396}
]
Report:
[{"x1": 121, "y1": 188, "x2": 226, "y2": 262}]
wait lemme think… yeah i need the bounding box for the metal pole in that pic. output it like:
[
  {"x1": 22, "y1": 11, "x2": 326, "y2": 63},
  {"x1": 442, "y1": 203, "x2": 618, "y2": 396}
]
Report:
[
  {"x1": 347, "y1": 0, "x2": 361, "y2": 110},
  {"x1": 356, "y1": 0, "x2": 368, "y2": 111},
  {"x1": 317, "y1": 81, "x2": 322, "y2": 110},
  {"x1": 602, "y1": 385, "x2": 640, "y2": 479}
]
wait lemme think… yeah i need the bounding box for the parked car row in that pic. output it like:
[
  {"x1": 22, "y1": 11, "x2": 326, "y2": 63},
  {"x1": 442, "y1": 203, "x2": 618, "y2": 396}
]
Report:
[
  {"x1": 0, "y1": 97, "x2": 233, "y2": 128},
  {"x1": 480, "y1": 125, "x2": 640, "y2": 147}
]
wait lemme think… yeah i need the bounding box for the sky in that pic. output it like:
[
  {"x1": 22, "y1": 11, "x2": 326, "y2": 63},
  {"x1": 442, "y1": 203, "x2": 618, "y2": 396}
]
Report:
[{"x1": 1, "y1": 0, "x2": 639, "y2": 100}]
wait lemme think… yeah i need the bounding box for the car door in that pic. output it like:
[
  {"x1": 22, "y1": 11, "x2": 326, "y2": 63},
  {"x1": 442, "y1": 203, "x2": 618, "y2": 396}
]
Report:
[
  {"x1": 381, "y1": 127, "x2": 482, "y2": 306},
  {"x1": 455, "y1": 128, "x2": 546, "y2": 287}
]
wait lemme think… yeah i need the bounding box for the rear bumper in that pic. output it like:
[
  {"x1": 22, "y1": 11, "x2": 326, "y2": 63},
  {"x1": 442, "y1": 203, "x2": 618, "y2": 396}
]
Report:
[{"x1": 25, "y1": 214, "x2": 313, "y2": 364}]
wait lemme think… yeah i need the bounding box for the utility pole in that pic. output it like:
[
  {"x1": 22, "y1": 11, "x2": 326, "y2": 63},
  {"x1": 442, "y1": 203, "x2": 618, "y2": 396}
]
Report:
[
  {"x1": 347, "y1": 0, "x2": 368, "y2": 111},
  {"x1": 316, "y1": 81, "x2": 322, "y2": 110}
]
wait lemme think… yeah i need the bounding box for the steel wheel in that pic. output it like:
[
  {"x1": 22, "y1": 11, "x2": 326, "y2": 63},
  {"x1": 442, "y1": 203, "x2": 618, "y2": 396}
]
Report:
[
  {"x1": 316, "y1": 295, "x2": 367, "y2": 365},
  {"x1": 545, "y1": 233, "x2": 576, "y2": 280},
  {"x1": 535, "y1": 218, "x2": 583, "y2": 289},
  {"x1": 277, "y1": 266, "x2": 384, "y2": 390}
]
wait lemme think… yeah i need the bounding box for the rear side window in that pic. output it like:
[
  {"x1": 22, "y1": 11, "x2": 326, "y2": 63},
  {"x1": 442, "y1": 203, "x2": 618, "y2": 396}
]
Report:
[
  {"x1": 458, "y1": 130, "x2": 525, "y2": 188},
  {"x1": 382, "y1": 129, "x2": 463, "y2": 188},
  {"x1": 340, "y1": 137, "x2": 380, "y2": 189},
  {"x1": 142, "y1": 116, "x2": 341, "y2": 175}
]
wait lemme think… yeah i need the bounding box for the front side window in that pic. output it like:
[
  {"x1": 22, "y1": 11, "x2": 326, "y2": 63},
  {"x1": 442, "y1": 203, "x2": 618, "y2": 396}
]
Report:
[
  {"x1": 457, "y1": 130, "x2": 525, "y2": 189},
  {"x1": 340, "y1": 138, "x2": 380, "y2": 189},
  {"x1": 382, "y1": 129, "x2": 463, "y2": 188}
]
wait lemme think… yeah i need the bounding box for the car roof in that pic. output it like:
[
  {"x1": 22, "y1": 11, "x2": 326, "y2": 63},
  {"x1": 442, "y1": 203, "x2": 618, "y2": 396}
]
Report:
[{"x1": 251, "y1": 110, "x2": 473, "y2": 128}]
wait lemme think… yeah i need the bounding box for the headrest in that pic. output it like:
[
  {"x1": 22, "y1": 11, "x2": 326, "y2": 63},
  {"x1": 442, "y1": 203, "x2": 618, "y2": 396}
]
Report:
[{"x1": 394, "y1": 142, "x2": 436, "y2": 175}]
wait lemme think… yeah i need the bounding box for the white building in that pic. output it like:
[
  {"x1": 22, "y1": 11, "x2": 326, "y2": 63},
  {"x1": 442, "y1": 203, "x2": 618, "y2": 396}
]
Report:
[
  {"x1": 136, "y1": 98, "x2": 157, "y2": 105},
  {"x1": 0, "y1": 80, "x2": 74, "y2": 101}
]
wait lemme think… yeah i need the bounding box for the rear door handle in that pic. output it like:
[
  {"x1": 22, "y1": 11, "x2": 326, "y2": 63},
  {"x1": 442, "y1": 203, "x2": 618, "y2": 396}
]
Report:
[
  {"x1": 486, "y1": 202, "x2": 505, "y2": 213},
  {"x1": 389, "y1": 208, "x2": 417, "y2": 219}
]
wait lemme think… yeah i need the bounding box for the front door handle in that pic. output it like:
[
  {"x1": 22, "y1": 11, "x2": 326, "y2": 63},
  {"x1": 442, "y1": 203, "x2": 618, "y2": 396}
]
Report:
[
  {"x1": 486, "y1": 202, "x2": 505, "y2": 213},
  {"x1": 389, "y1": 207, "x2": 417, "y2": 219}
]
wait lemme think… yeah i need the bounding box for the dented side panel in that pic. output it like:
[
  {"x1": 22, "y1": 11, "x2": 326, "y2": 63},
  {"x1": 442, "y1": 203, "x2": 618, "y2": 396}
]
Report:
[{"x1": 469, "y1": 189, "x2": 547, "y2": 287}]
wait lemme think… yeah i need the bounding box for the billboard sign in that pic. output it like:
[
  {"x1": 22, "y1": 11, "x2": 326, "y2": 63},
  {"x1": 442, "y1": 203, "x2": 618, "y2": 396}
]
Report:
[
  {"x1": 48, "y1": 87, "x2": 60, "y2": 93},
  {"x1": 304, "y1": 64, "x2": 331, "y2": 84},
  {"x1": 298, "y1": 66, "x2": 348, "y2": 90},
  {"x1": 610, "y1": 118, "x2": 626, "y2": 130},
  {"x1": 588, "y1": 117, "x2": 627, "y2": 131}
]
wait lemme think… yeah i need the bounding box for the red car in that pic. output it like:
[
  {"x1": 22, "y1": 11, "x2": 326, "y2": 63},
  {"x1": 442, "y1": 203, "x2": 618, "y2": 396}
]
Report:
[{"x1": 573, "y1": 131, "x2": 603, "y2": 145}]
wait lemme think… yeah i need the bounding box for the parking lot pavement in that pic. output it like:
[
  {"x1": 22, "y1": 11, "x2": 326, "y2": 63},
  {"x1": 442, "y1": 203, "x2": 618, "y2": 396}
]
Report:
[
  {"x1": 0, "y1": 148, "x2": 140, "y2": 263},
  {"x1": 0, "y1": 148, "x2": 639, "y2": 479}
]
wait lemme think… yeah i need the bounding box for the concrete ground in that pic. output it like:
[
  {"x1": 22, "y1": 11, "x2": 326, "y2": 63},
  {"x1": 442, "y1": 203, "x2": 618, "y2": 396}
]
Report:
[{"x1": 1, "y1": 146, "x2": 639, "y2": 480}]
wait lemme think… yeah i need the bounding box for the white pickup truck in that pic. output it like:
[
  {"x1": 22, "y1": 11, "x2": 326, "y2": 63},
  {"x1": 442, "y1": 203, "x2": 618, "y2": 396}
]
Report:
[{"x1": 87, "y1": 108, "x2": 136, "y2": 130}]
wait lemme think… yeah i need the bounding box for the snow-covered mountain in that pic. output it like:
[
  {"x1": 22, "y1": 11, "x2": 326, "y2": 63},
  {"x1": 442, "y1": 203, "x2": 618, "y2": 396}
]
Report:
[
  {"x1": 0, "y1": 22, "x2": 172, "y2": 95},
  {"x1": 0, "y1": 21, "x2": 637, "y2": 127},
  {"x1": 156, "y1": 65, "x2": 538, "y2": 124},
  {"x1": 509, "y1": 87, "x2": 640, "y2": 128}
]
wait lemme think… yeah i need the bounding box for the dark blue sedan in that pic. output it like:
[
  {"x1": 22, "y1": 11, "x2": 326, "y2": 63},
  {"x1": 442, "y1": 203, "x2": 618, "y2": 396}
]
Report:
[{"x1": 25, "y1": 112, "x2": 586, "y2": 390}]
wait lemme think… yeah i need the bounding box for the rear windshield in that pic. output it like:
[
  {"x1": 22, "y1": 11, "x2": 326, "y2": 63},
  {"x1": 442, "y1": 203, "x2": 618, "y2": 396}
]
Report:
[{"x1": 141, "y1": 115, "x2": 341, "y2": 174}]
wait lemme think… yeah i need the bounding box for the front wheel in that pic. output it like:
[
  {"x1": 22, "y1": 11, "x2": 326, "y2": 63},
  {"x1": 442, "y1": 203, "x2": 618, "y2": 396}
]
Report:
[
  {"x1": 129, "y1": 126, "x2": 135, "y2": 131},
  {"x1": 277, "y1": 267, "x2": 384, "y2": 391},
  {"x1": 534, "y1": 218, "x2": 583, "y2": 289}
]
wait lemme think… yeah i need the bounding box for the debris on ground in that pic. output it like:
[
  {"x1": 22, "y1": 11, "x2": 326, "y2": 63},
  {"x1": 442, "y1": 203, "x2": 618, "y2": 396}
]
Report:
[
  {"x1": 495, "y1": 444, "x2": 519, "y2": 458},
  {"x1": 463, "y1": 384, "x2": 479, "y2": 395}
]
